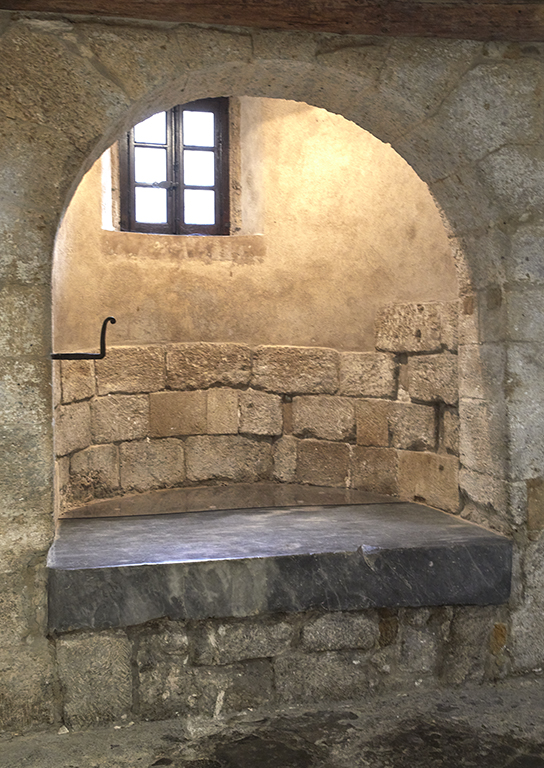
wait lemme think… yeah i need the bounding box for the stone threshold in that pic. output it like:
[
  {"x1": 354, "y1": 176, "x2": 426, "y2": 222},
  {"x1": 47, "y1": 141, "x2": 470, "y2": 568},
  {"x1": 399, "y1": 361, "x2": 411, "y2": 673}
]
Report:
[{"x1": 48, "y1": 486, "x2": 512, "y2": 634}]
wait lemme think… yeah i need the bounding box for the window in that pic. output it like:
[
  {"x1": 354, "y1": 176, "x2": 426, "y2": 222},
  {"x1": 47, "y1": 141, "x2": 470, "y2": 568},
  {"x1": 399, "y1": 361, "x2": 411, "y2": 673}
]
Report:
[{"x1": 119, "y1": 98, "x2": 230, "y2": 235}]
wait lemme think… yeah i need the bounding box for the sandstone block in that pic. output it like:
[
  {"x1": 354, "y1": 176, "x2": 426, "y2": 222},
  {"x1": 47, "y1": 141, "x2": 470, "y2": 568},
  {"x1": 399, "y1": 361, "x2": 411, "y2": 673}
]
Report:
[
  {"x1": 207, "y1": 388, "x2": 239, "y2": 434},
  {"x1": 442, "y1": 408, "x2": 459, "y2": 454},
  {"x1": 351, "y1": 446, "x2": 398, "y2": 496},
  {"x1": 0, "y1": 358, "x2": 50, "y2": 427},
  {"x1": 239, "y1": 389, "x2": 283, "y2": 435},
  {"x1": 406, "y1": 353, "x2": 458, "y2": 405},
  {"x1": 273, "y1": 435, "x2": 298, "y2": 482},
  {"x1": 186, "y1": 435, "x2": 273, "y2": 482},
  {"x1": 150, "y1": 390, "x2": 206, "y2": 437},
  {"x1": 398, "y1": 451, "x2": 459, "y2": 513},
  {"x1": 91, "y1": 394, "x2": 149, "y2": 444},
  {"x1": 120, "y1": 439, "x2": 185, "y2": 493},
  {"x1": 57, "y1": 631, "x2": 132, "y2": 727},
  {"x1": 55, "y1": 401, "x2": 92, "y2": 457},
  {"x1": 512, "y1": 536, "x2": 544, "y2": 669},
  {"x1": 95, "y1": 345, "x2": 165, "y2": 395},
  {"x1": 296, "y1": 439, "x2": 350, "y2": 487},
  {"x1": 527, "y1": 478, "x2": 544, "y2": 531},
  {"x1": 441, "y1": 606, "x2": 498, "y2": 684},
  {"x1": 0, "y1": 641, "x2": 57, "y2": 729},
  {"x1": 356, "y1": 400, "x2": 390, "y2": 447},
  {"x1": 459, "y1": 466, "x2": 508, "y2": 521},
  {"x1": 70, "y1": 444, "x2": 119, "y2": 500},
  {"x1": 459, "y1": 343, "x2": 505, "y2": 401},
  {"x1": 399, "y1": 623, "x2": 440, "y2": 674},
  {"x1": 339, "y1": 352, "x2": 397, "y2": 398},
  {"x1": 375, "y1": 301, "x2": 458, "y2": 353},
  {"x1": 275, "y1": 651, "x2": 369, "y2": 704},
  {"x1": 60, "y1": 359, "x2": 95, "y2": 403},
  {"x1": 292, "y1": 395, "x2": 355, "y2": 441},
  {"x1": 459, "y1": 399, "x2": 506, "y2": 477},
  {"x1": 510, "y1": 223, "x2": 544, "y2": 283},
  {"x1": 252, "y1": 345, "x2": 339, "y2": 394},
  {"x1": 506, "y1": 286, "x2": 544, "y2": 344},
  {"x1": 301, "y1": 612, "x2": 379, "y2": 652},
  {"x1": 192, "y1": 619, "x2": 293, "y2": 665},
  {"x1": 479, "y1": 145, "x2": 544, "y2": 218},
  {"x1": 509, "y1": 398, "x2": 544, "y2": 481},
  {"x1": 389, "y1": 402, "x2": 436, "y2": 451},
  {"x1": 166, "y1": 342, "x2": 251, "y2": 390}
]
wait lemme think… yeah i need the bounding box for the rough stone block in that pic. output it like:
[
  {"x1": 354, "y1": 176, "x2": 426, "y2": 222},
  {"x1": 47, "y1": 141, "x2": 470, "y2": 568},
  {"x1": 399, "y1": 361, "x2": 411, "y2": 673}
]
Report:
[
  {"x1": 351, "y1": 446, "x2": 398, "y2": 495},
  {"x1": 55, "y1": 401, "x2": 92, "y2": 457},
  {"x1": 512, "y1": 536, "x2": 544, "y2": 669},
  {"x1": 239, "y1": 389, "x2": 283, "y2": 435},
  {"x1": 398, "y1": 451, "x2": 459, "y2": 513},
  {"x1": 150, "y1": 390, "x2": 206, "y2": 437},
  {"x1": 479, "y1": 145, "x2": 544, "y2": 218},
  {"x1": 459, "y1": 343, "x2": 505, "y2": 401},
  {"x1": 389, "y1": 402, "x2": 436, "y2": 451},
  {"x1": 0, "y1": 358, "x2": 50, "y2": 427},
  {"x1": 275, "y1": 651, "x2": 369, "y2": 704},
  {"x1": 252, "y1": 345, "x2": 339, "y2": 394},
  {"x1": 135, "y1": 621, "x2": 189, "y2": 720},
  {"x1": 375, "y1": 301, "x2": 458, "y2": 353},
  {"x1": 292, "y1": 396, "x2": 355, "y2": 441},
  {"x1": 192, "y1": 619, "x2": 293, "y2": 665},
  {"x1": 186, "y1": 435, "x2": 273, "y2": 482},
  {"x1": 509, "y1": 399, "x2": 544, "y2": 481},
  {"x1": 356, "y1": 400, "x2": 390, "y2": 447},
  {"x1": 70, "y1": 444, "x2": 119, "y2": 500},
  {"x1": 459, "y1": 467, "x2": 508, "y2": 521},
  {"x1": 459, "y1": 399, "x2": 507, "y2": 477},
  {"x1": 399, "y1": 624, "x2": 439, "y2": 674},
  {"x1": 406, "y1": 353, "x2": 458, "y2": 405},
  {"x1": 60, "y1": 359, "x2": 95, "y2": 403},
  {"x1": 207, "y1": 388, "x2": 239, "y2": 434},
  {"x1": 442, "y1": 408, "x2": 459, "y2": 454},
  {"x1": 0, "y1": 641, "x2": 57, "y2": 729},
  {"x1": 167, "y1": 342, "x2": 251, "y2": 390},
  {"x1": 441, "y1": 606, "x2": 498, "y2": 684},
  {"x1": 527, "y1": 478, "x2": 544, "y2": 531},
  {"x1": 56, "y1": 631, "x2": 132, "y2": 727},
  {"x1": 95, "y1": 345, "x2": 165, "y2": 395},
  {"x1": 510, "y1": 223, "x2": 544, "y2": 283},
  {"x1": 120, "y1": 439, "x2": 185, "y2": 493},
  {"x1": 301, "y1": 612, "x2": 379, "y2": 652},
  {"x1": 339, "y1": 352, "x2": 397, "y2": 398},
  {"x1": 91, "y1": 394, "x2": 149, "y2": 444},
  {"x1": 273, "y1": 435, "x2": 298, "y2": 482},
  {"x1": 296, "y1": 440, "x2": 350, "y2": 487}
]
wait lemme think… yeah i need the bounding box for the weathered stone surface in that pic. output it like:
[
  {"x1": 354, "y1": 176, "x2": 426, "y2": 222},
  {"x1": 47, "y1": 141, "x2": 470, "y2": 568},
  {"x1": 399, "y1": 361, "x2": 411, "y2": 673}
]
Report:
[
  {"x1": 441, "y1": 606, "x2": 499, "y2": 684},
  {"x1": 406, "y1": 353, "x2": 458, "y2": 405},
  {"x1": 351, "y1": 446, "x2": 398, "y2": 495},
  {"x1": 301, "y1": 612, "x2": 379, "y2": 652},
  {"x1": 0, "y1": 640, "x2": 57, "y2": 729},
  {"x1": 296, "y1": 439, "x2": 349, "y2": 487},
  {"x1": 510, "y1": 223, "x2": 544, "y2": 284},
  {"x1": 186, "y1": 435, "x2": 273, "y2": 482},
  {"x1": 0, "y1": 424, "x2": 52, "y2": 522},
  {"x1": 292, "y1": 395, "x2": 355, "y2": 441},
  {"x1": 207, "y1": 388, "x2": 239, "y2": 434},
  {"x1": 239, "y1": 389, "x2": 283, "y2": 435},
  {"x1": 375, "y1": 302, "x2": 458, "y2": 354},
  {"x1": 95, "y1": 345, "x2": 165, "y2": 395},
  {"x1": 56, "y1": 631, "x2": 132, "y2": 727},
  {"x1": 91, "y1": 394, "x2": 149, "y2": 444},
  {"x1": 459, "y1": 343, "x2": 504, "y2": 401},
  {"x1": 356, "y1": 400, "x2": 390, "y2": 447},
  {"x1": 479, "y1": 146, "x2": 544, "y2": 218},
  {"x1": 60, "y1": 359, "x2": 95, "y2": 403},
  {"x1": 192, "y1": 619, "x2": 293, "y2": 665},
  {"x1": 70, "y1": 444, "x2": 119, "y2": 500},
  {"x1": 459, "y1": 399, "x2": 506, "y2": 477},
  {"x1": 120, "y1": 439, "x2": 185, "y2": 493},
  {"x1": 252, "y1": 346, "x2": 339, "y2": 394},
  {"x1": 273, "y1": 435, "x2": 298, "y2": 482},
  {"x1": 339, "y1": 352, "x2": 396, "y2": 398},
  {"x1": 459, "y1": 467, "x2": 508, "y2": 523},
  {"x1": 167, "y1": 342, "x2": 251, "y2": 390},
  {"x1": 55, "y1": 401, "x2": 92, "y2": 457},
  {"x1": 398, "y1": 451, "x2": 459, "y2": 513},
  {"x1": 512, "y1": 535, "x2": 544, "y2": 670},
  {"x1": 509, "y1": 399, "x2": 544, "y2": 481},
  {"x1": 275, "y1": 651, "x2": 369, "y2": 704},
  {"x1": 399, "y1": 621, "x2": 439, "y2": 674},
  {"x1": 527, "y1": 478, "x2": 544, "y2": 531},
  {"x1": 389, "y1": 402, "x2": 436, "y2": 451},
  {"x1": 507, "y1": 287, "x2": 544, "y2": 344},
  {"x1": 149, "y1": 390, "x2": 206, "y2": 437},
  {"x1": 0, "y1": 358, "x2": 50, "y2": 428},
  {"x1": 442, "y1": 408, "x2": 459, "y2": 454}
]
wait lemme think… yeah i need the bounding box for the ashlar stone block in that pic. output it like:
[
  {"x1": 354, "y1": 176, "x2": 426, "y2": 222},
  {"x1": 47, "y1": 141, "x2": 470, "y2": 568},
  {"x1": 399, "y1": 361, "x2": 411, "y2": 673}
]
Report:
[
  {"x1": 192, "y1": 619, "x2": 293, "y2": 665},
  {"x1": 60, "y1": 359, "x2": 95, "y2": 403},
  {"x1": 167, "y1": 342, "x2": 251, "y2": 390},
  {"x1": 375, "y1": 301, "x2": 458, "y2": 354},
  {"x1": 91, "y1": 394, "x2": 149, "y2": 444},
  {"x1": 70, "y1": 444, "x2": 119, "y2": 499},
  {"x1": 54, "y1": 401, "x2": 91, "y2": 457},
  {"x1": 351, "y1": 446, "x2": 398, "y2": 496},
  {"x1": 150, "y1": 390, "x2": 206, "y2": 437},
  {"x1": 275, "y1": 650, "x2": 369, "y2": 704},
  {"x1": 95, "y1": 345, "x2": 165, "y2": 395},
  {"x1": 207, "y1": 388, "x2": 239, "y2": 435},
  {"x1": 339, "y1": 352, "x2": 396, "y2": 398},
  {"x1": 120, "y1": 438, "x2": 185, "y2": 493},
  {"x1": 252, "y1": 345, "x2": 339, "y2": 394},
  {"x1": 186, "y1": 435, "x2": 273, "y2": 482},
  {"x1": 398, "y1": 451, "x2": 459, "y2": 513},
  {"x1": 292, "y1": 395, "x2": 355, "y2": 441},
  {"x1": 301, "y1": 612, "x2": 379, "y2": 652},
  {"x1": 356, "y1": 399, "x2": 390, "y2": 447},
  {"x1": 406, "y1": 353, "x2": 458, "y2": 405},
  {"x1": 296, "y1": 439, "x2": 350, "y2": 487},
  {"x1": 239, "y1": 389, "x2": 283, "y2": 435},
  {"x1": 389, "y1": 402, "x2": 436, "y2": 451},
  {"x1": 273, "y1": 435, "x2": 298, "y2": 482},
  {"x1": 442, "y1": 408, "x2": 460, "y2": 455}
]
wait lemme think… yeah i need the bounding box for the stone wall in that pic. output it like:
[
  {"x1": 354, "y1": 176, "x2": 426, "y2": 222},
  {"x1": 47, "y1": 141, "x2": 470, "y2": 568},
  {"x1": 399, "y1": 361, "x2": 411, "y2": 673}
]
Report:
[{"x1": 54, "y1": 300, "x2": 460, "y2": 516}]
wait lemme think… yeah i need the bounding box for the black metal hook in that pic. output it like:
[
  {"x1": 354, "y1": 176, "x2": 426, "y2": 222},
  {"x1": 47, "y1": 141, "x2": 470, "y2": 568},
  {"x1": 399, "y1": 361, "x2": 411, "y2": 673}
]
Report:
[{"x1": 51, "y1": 317, "x2": 116, "y2": 360}]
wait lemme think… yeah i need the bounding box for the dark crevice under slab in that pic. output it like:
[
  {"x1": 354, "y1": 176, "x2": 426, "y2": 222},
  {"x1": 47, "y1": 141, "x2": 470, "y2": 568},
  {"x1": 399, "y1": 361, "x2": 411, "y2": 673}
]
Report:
[{"x1": 47, "y1": 488, "x2": 512, "y2": 633}]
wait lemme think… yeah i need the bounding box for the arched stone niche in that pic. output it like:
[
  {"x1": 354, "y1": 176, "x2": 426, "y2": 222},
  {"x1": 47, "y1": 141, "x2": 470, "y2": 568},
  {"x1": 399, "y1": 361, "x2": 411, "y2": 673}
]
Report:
[{"x1": 1, "y1": 15, "x2": 543, "y2": 728}]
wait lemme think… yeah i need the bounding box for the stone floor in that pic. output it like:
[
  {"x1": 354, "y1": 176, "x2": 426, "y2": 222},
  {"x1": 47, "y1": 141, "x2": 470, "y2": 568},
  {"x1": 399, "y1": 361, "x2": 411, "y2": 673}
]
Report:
[{"x1": 3, "y1": 675, "x2": 544, "y2": 767}]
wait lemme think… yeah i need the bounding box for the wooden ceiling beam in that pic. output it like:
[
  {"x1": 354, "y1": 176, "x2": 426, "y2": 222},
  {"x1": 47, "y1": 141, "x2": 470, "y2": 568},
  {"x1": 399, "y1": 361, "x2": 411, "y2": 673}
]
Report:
[{"x1": 2, "y1": 0, "x2": 544, "y2": 42}]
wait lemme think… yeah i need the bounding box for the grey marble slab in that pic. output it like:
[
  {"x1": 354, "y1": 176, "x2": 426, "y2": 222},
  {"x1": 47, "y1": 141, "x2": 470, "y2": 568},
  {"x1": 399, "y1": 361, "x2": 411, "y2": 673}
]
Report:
[{"x1": 47, "y1": 501, "x2": 512, "y2": 632}]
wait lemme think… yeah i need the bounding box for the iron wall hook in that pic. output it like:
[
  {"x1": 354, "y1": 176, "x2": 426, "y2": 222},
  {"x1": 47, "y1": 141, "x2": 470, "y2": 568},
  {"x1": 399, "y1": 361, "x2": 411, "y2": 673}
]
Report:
[{"x1": 51, "y1": 317, "x2": 116, "y2": 360}]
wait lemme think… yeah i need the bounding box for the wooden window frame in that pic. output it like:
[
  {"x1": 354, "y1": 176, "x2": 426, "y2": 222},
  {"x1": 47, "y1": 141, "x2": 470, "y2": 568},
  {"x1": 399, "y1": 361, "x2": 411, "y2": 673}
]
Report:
[{"x1": 119, "y1": 98, "x2": 230, "y2": 235}]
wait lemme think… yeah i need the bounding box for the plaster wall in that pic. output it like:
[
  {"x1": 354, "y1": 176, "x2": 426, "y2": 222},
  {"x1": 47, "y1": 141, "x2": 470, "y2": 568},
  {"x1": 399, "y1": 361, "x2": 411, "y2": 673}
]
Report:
[{"x1": 53, "y1": 98, "x2": 457, "y2": 353}]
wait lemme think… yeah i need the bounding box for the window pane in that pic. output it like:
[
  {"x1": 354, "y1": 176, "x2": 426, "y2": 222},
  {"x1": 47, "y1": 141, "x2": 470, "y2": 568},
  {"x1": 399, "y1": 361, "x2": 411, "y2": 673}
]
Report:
[
  {"x1": 184, "y1": 189, "x2": 215, "y2": 225},
  {"x1": 134, "y1": 112, "x2": 167, "y2": 144},
  {"x1": 184, "y1": 150, "x2": 215, "y2": 187},
  {"x1": 183, "y1": 110, "x2": 214, "y2": 147},
  {"x1": 135, "y1": 187, "x2": 167, "y2": 223},
  {"x1": 134, "y1": 147, "x2": 167, "y2": 184}
]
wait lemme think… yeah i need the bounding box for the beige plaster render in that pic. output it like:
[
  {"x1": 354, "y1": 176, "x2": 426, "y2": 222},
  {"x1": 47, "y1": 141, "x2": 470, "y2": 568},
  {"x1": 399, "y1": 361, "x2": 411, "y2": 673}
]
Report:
[{"x1": 53, "y1": 98, "x2": 457, "y2": 353}]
